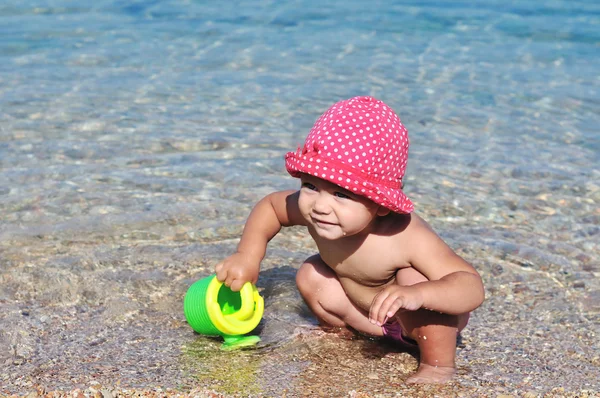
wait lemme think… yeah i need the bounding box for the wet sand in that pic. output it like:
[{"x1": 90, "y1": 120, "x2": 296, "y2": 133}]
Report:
[{"x1": 1, "y1": 210, "x2": 599, "y2": 397}]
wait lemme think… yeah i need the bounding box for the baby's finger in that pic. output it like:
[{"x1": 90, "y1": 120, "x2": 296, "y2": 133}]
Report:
[
  {"x1": 378, "y1": 293, "x2": 406, "y2": 324},
  {"x1": 224, "y1": 273, "x2": 235, "y2": 288},
  {"x1": 376, "y1": 297, "x2": 396, "y2": 325},
  {"x1": 374, "y1": 296, "x2": 395, "y2": 325},
  {"x1": 369, "y1": 292, "x2": 386, "y2": 324},
  {"x1": 215, "y1": 263, "x2": 227, "y2": 282},
  {"x1": 229, "y1": 279, "x2": 245, "y2": 292},
  {"x1": 385, "y1": 299, "x2": 404, "y2": 319}
]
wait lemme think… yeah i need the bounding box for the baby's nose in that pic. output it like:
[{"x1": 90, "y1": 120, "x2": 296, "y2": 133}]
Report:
[{"x1": 313, "y1": 195, "x2": 331, "y2": 214}]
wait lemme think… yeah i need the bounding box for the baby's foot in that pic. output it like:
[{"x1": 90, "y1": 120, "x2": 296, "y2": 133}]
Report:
[{"x1": 406, "y1": 363, "x2": 455, "y2": 384}]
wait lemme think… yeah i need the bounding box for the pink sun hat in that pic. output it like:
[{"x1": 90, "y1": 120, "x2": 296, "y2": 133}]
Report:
[{"x1": 285, "y1": 96, "x2": 414, "y2": 214}]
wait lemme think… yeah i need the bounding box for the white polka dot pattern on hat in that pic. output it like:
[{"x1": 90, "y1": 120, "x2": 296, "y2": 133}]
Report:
[{"x1": 285, "y1": 96, "x2": 414, "y2": 214}]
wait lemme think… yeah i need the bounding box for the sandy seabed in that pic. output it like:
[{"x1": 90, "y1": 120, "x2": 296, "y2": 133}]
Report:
[{"x1": 1, "y1": 217, "x2": 599, "y2": 397}]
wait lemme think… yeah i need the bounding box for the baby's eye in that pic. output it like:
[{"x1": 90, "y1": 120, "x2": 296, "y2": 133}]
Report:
[
  {"x1": 302, "y1": 182, "x2": 317, "y2": 191},
  {"x1": 334, "y1": 191, "x2": 351, "y2": 199}
]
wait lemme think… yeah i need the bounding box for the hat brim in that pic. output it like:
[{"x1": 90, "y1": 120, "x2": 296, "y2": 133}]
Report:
[{"x1": 285, "y1": 151, "x2": 414, "y2": 214}]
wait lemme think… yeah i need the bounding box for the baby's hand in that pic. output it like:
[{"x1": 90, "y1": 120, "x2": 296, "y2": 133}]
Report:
[
  {"x1": 369, "y1": 284, "x2": 424, "y2": 326},
  {"x1": 214, "y1": 252, "x2": 260, "y2": 292}
]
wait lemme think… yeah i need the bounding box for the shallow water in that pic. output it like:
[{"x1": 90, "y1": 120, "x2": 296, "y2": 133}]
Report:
[{"x1": 1, "y1": 0, "x2": 599, "y2": 396}]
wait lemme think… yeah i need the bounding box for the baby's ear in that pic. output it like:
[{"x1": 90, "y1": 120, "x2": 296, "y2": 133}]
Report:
[{"x1": 377, "y1": 207, "x2": 391, "y2": 217}]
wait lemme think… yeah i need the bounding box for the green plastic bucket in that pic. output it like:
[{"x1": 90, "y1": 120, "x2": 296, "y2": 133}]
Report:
[{"x1": 183, "y1": 274, "x2": 264, "y2": 348}]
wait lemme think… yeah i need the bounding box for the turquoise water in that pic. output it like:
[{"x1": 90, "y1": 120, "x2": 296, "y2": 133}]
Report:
[
  {"x1": 1, "y1": 0, "x2": 598, "y2": 236},
  {"x1": 1, "y1": 0, "x2": 599, "y2": 395}
]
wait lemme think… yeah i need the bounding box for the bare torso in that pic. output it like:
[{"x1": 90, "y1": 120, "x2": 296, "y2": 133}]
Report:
[{"x1": 309, "y1": 212, "x2": 419, "y2": 312}]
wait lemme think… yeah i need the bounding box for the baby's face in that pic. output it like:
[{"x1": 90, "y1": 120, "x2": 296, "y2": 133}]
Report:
[{"x1": 298, "y1": 174, "x2": 382, "y2": 240}]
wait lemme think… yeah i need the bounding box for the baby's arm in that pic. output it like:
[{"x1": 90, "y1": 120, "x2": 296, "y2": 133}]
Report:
[
  {"x1": 369, "y1": 216, "x2": 484, "y2": 325},
  {"x1": 215, "y1": 190, "x2": 304, "y2": 291}
]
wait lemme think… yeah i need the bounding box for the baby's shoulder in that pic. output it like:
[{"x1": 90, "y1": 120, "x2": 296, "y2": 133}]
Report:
[
  {"x1": 378, "y1": 212, "x2": 420, "y2": 232},
  {"x1": 378, "y1": 212, "x2": 438, "y2": 244}
]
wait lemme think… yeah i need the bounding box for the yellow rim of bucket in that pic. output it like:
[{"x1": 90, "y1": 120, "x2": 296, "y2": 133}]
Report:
[{"x1": 205, "y1": 277, "x2": 264, "y2": 336}]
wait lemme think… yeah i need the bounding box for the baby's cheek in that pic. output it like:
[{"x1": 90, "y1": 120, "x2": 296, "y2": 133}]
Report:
[{"x1": 297, "y1": 197, "x2": 309, "y2": 213}]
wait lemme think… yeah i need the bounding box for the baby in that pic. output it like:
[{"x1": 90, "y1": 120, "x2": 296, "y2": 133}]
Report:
[{"x1": 215, "y1": 96, "x2": 485, "y2": 384}]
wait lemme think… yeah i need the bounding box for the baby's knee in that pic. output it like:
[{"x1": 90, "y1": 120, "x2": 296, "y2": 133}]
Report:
[{"x1": 296, "y1": 256, "x2": 324, "y2": 295}]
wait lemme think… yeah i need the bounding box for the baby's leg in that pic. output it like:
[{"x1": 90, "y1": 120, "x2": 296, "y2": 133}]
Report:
[
  {"x1": 296, "y1": 254, "x2": 382, "y2": 336},
  {"x1": 395, "y1": 267, "x2": 470, "y2": 384}
]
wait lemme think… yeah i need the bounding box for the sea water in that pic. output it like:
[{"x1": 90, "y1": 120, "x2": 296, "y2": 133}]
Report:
[{"x1": 0, "y1": 0, "x2": 598, "y2": 395}]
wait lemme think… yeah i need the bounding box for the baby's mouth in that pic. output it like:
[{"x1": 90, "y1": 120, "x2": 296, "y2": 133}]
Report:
[{"x1": 311, "y1": 217, "x2": 337, "y2": 227}]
